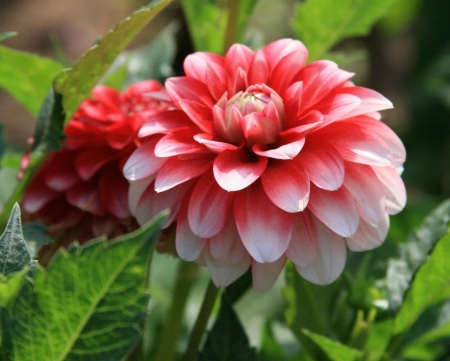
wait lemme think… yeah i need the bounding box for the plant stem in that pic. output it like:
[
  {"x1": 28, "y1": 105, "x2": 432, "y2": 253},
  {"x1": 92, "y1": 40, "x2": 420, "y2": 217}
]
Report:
[
  {"x1": 181, "y1": 278, "x2": 220, "y2": 361},
  {"x1": 223, "y1": 0, "x2": 241, "y2": 54},
  {"x1": 152, "y1": 260, "x2": 200, "y2": 361}
]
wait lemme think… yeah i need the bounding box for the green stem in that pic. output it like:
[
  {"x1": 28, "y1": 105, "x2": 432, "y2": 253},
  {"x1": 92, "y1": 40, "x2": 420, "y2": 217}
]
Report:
[
  {"x1": 181, "y1": 278, "x2": 220, "y2": 361},
  {"x1": 152, "y1": 260, "x2": 200, "y2": 361},
  {"x1": 223, "y1": 0, "x2": 241, "y2": 54}
]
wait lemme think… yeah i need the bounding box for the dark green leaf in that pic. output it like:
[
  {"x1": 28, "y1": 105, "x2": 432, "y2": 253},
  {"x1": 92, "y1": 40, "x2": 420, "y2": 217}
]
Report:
[
  {"x1": 224, "y1": 269, "x2": 252, "y2": 304},
  {"x1": 200, "y1": 294, "x2": 257, "y2": 361},
  {"x1": 301, "y1": 329, "x2": 362, "y2": 361},
  {"x1": 259, "y1": 321, "x2": 291, "y2": 361},
  {"x1": 6, "y1": 212, "x2": 167, "y2": 361},
  {"x1": 53, "y1": 0, "x2": 173, "y2": 124},
  {"x1": 387, "y1": 199, "x2": 450, "y2": 310},
  {"x1": 0, "y1": 204, "x2": 31, "y2": 276},
  {"x1": 0, "y1": 45, "x2": 63, "y2": 115},
  {"x1": 22, "y1": 222, "x2": 52, "y2": 258},
  {"x1": 395, "y1": 233, "x2": 450, "y2": 335},
  {"x1": 0, "y1": 32, "x2": 17, "y2": 42},
  {"x1": 292, "y1": 0, "x2": 395, "y2": 61}
]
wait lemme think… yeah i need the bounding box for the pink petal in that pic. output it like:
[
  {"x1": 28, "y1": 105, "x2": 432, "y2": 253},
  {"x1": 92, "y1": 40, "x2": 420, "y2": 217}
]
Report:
[
  {"x1": 213, "y1": 148, "x2": 268, "y2": 191},
  {"x1": 372, "y1": 166, "x2": 406, "y2": 215},
  {"x1": 234, "y1": 180, "x2": 294, "y2": 263},
  {"x1": 282, "y1": 110, "x2": 323, "y2": 134},
  {"x1": 154, "y1": 130, "x2": 207, "y2": 157},
  {"x1": 124, "y1": 79, "x2": 162, "y2": 97},
  {"x1": 127, "y1": 176, "x2": 154, "y2": 216},
  {"x1": 253, "y1": 134, "x2": 305, "y2": 160},
  {"x1": 260, "y1": 159, "x2": 310, "y2": 213},
  {"x1": 286, "y1": 211, "x2": 319, "y2": 267},
  {"x1": 339, "y1": 86, "x2": 393, "y2": 118},
  {"x1": 295, "y1": 141, "x2": 344, "y2": 191},
  {"x1": 91, "y1": 86, "x2": 121, "y2": 112},
  {"x1": 178, "y1": 99, "x2": 214, "y2": 134},
  {"x1": 74, "y1": 147, "x2": 115, "y2": 181},
  {"x1": 263, "y1": 38, "x2": 308, "y2": 71},
  {"x1": 184, "y1": 52, "x2": 225, "y2": 84},
  {"x1": 284, "y1": 81, "x2": 303, "y2": 122},
  {"x1": 343, "y1": 162, "x2": 385, "y2": 226},
  {"x1": 123, "y1": 135, "x2": 166, "y2": 180},
  {"x1": 346, "y1": 214, "x2": 389, "y2": 251},
  {"x1": 233, "y1": 67, "x2": 248, "y2": 94},
  {"x1": 307, "y1": 184, "x2": 359, "y2": 237},
  {"x1": 138, "y1": 110, "x2": 192, "y2": 138},
  {"x1": 206, "y1": 62, "x2": 228, "y2": 100},
  {"x1": 166, "y1": 77, "x2": 214, "y2": 108},
  {"x1": 314, "y1": 93, "x2": 362, "y2": 124},
  {"x1": 44, "y1": 152, "x2": 79, "y2": 191},
  {"x1": 251, "y1": 255, "x2": 286, "y2": 292},
  {"x1": 155, "y1": 154, "x2": 214, "y2": 192},
  {"x1": 193, "y1": 133, "x2": 238, "y2": 153},
  {"x1": 176, "y1": 188, "x2": 205, "y2": 261},
  {"x1": 314, "y1": 122, "x2": 393, "y2": 166},
  {"x1": 269, "y1": 48, "x2": 305, "y2": 95},
  {"x1": 188, "y1": 170, "x2": 235, "y2": 238},
  {"x1": 225, "y1": 44, "x2": 254, "y2": 87},
  {"x1": 296, "y1": 216, "x2": 346, "y2": 285},
  {"x1": 66, "y1": 180, "x2": 108, "y2": 216},
  {"x1": 98, "y1": 164, "x2": 130, "y2": 219},
  {"x1": 248, "y1": 50, "x2": 269, "y2": 85},
  {"x1": 241, "y1": 113, "x2": 279, "y2": 148}
]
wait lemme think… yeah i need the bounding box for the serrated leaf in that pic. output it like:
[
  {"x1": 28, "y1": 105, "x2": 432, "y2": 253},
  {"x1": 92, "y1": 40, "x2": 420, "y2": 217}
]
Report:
[
  {"x1": 394, "y1": 233, "x2": 450, "y2": 335},
  {"x1": 0, "y1": 204, "x2": 31, "y2": 276},
  {"x1": 180, "y1": 0, "x2": 258, "y2": 53},
  {"x1": 0, "y1": 32, "x2": 17, "y2": 42},
  {"x1": 53, "y1": 0, "x2": 173, "y2": 124},
  {"x1": 292, "y1": 0, "x2": 395, "y2": 61},
  {"x1": 387, "y1": 199, "x2": 450, "y2": 310},
  {"x1": 200, "y1": 294, "x2": 257, "y2": 361},
  {"x1": 302, "y1": 329, "x2": 362, "y2": 361},
  {"x1": 6, "y1": 212, "x2": 167, "y2": 361},
  {"x1": 283, "y1": 262, "x2": 341, "y2": 359},
  {"x1": 0, "y1": 269, "x2": 27, "y2": 309},
  {"x1": 0, "y1": 45, "x2": 63, "y2": 116}
]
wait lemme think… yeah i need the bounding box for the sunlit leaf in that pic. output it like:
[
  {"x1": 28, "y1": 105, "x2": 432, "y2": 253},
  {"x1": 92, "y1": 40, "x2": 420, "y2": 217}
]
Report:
[
  {"x1": 6, "y1": 212, "x2": 167, "y2": 361},
  {"x1": 302, "y1": 329, "x2": 362, "y2": 361},
  {"x1": 394, "y1": 233, "x2": 450, "y2": 335},
  {"x1": 292, "y1": 0, "x2": 395, "y2": 61},
  {"x1": 0, "y1": 204, "x2": 31, "y2": 276},
  {"x1": 53, "y1": 0, "x2": 173, "y2": 124},
  {"x1": 387, "y1": 199, "x2": 450, "y2": 310},
  {"x1": 0, "y1": 269, "x2": 27, "y2": 309},
  {"x1": 0, "y1": 45, "x2": 63, "y2": 116},
  {"x1": 200, "y1": 294, "x2": 257, "y2": 361}
]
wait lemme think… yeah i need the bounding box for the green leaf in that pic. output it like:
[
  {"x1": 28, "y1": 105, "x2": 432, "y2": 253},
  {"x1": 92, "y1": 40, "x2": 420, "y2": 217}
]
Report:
[
  {"x1": 0, "y1": 124, "x2": 6, "y2": 164},
  {"x1": 0, "y1": 45, "x2": 63, "y2": 116},
  {"x1": 283, "y1": 262, "x2": 341, "y2": 358},
  {"x1": 6, "y1": 211, "x2": 167, "y2": 361},
  {"x1": 180, "y1": 0, "x2": 258, "y2": 53},
  {"x1": 0, "y1": 203, "x2": 31, "y2": 276},
  {"x1": 200, "y1": 294, "x2": 257, "y2": 361},
  {"x1": 22, "y1": 222, "x2": 52, "y2": 258},
  {"x1": 259, "y1": 321, "x2": 291, "y2": 361},
  {"x1": 224, "y1": 269, "x2": 252, "y2": 304},
  {"x1": 363, "y1": 319, "x2": 393, "y2": 361},
  {"x1": 301, "y1": 329, "x2": 362, "y2": 361},
  {"x1": 0, "y1": 32, "x2": 17, "y2": 42},
  {"x1": 292, "y1": 0, "x2": 395, "y2": 61},
  {"x1": 53, "y1": 0, "x2": 173, "y2": 124},
  {"x1": 387, "y1": 199, "x2": 450, "y2": 310},
  {"x1": 394, "y1": 233, "x2": 450, "y2": 335},
  {"x1": 0, "y1": 269, "x2": 27, "y2": 309}
]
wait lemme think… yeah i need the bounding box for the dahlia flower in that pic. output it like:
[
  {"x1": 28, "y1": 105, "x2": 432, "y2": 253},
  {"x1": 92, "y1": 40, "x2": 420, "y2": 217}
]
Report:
[
  {"x1": 124, "y1": 39, "x2": 406, "y2": 291},
  {"x1": 22, "y1": 80, "x2": 169, "y2": 245}
]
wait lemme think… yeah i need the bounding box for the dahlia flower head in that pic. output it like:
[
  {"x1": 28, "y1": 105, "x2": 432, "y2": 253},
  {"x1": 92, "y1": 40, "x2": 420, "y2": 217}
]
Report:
[
  {"x1": 22, "y1": 80, "x2": 169, "y2": 244},
  {"x1": 124, "y1": 39, "x2": 406, "y2": 292}
]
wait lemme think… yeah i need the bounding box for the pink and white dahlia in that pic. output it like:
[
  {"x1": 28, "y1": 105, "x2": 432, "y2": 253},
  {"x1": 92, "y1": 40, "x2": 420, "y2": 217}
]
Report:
[
  {"x1": 22, "y1": 80, "x2": 169, "y2": 245},
  {"x1": 124, "y1": 39, "x2": 406, "y2": 291}
]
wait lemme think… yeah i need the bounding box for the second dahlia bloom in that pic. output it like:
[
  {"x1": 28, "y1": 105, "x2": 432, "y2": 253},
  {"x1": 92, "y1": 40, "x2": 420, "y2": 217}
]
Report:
[
  {"x1": 124, "y1": 39, "x2": 406, "y2": 291},
  {"x1": 22, "y1": 80, "x2": 169, "y2": 245}
]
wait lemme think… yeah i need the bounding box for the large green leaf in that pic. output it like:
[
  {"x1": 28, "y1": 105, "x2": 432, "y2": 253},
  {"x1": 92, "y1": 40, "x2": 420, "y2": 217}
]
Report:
[
  {"x1": 6, "y1": 212, "x2": 167, "y2": 361},
  {"x1": 259, "y1": 321, "x2": 292, "y2": 361},
  {"x1": 180, "y1": 0, "x2": 258, "y2": 53},
  {"x1": 394, "y1": 233, "x2": 450, "y2": 335},
  {"x1": 200, "y1": 294, "x2": 257, "y2": 361},
  {"x1": 363, "y1": 319, "x2": 393, "y2": 361},
  {"x1": 0, "y1": 45, "x2": 63, "y2": 116},
  {"x1": 292, "y1": 0, "x2": 395, "y2": 61},
  {"x1": 53, "y1": 0, "x2": 173, "y2": 124},
  {"x1": 0, "y1": 204, "x2": 31, "y2": 276},
  {"x1": 0, "y1": 269, "x2": 27, "y2": 309},
  {"x1": 387, "y1": 199, "x2": 450, "y2": 310},
  {"x1": 301, "y1": 329, "x2": 362, "y2": 361}
]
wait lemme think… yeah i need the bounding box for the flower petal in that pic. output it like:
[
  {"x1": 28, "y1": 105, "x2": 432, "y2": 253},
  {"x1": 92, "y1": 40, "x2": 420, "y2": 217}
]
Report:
[
  {"x1": 296, "y1": 216, "x2": 346, "y2": 285},
  {"x1": 248, "y1": 50, "x2": 269, "y2": 85},
  {"x1": 260, "y1": 159, "x2": 310, "y2": 213},
  {"x1": 213, "y1": 148, "x2": 268, "y2": 191},
  {"x1": 194, "y1": 133, "x2": 238, "y2": 153},
  {"x1": 339, "y1": 86, "x2": 393, "y2": 118},
  {"x1": 253, "y1": 135, "x2": 305, "y2": 160},
  {"x1": 128, "y1": 176, "x2": 154, "y2": 216},
  {"x1": 184, "y1": 52, "x2": 225, "y2": 84},
  {"x1": 263, "y1": 38, "x2": 308, "y2": 71},
  {"x1": 98, "y1": 164, "x2": 130, "y2": 219},
  {"x1": 138, "y1": 110, "x2": 192, "y2": 138},
  {"x1": 44, "y1": 152, "x2": 79, "y2": 191},
  {"x1": 286, "y1": 211, "x2": 319, "y2": 267},
  {"x1": 308, "y1": 184, "x2": 359, "y2": 237},
  {"x1": 154, "y1": 130, "x2": 207, "y2": 157},
  {"x1": 166, "y1": 77, "x2": 214, "y2": 107},
  {"x1": 178, "y1": 99, "x2": 214, "y2": 134},
  {"x1": 372, "y1": 166, "x2": 406, "y2": 215},
  {"x1": 74, "y1": 147, "x2": 115, "y2": 180},
  {"x1": 66, "y1": 180, "x2": 108, "y2": 216},
  {"x1": 346, "y1": 214, "x2": 389, "y2": 251},
  {"x1": 251, "y1": 255, "x2": 287, "y2": 292},
  {"x1": 188, "y1": 170, "x2": 235, "y2": 238},
  {"x1": 234, "y1": 180, "x2": 294, "y2": 263}
]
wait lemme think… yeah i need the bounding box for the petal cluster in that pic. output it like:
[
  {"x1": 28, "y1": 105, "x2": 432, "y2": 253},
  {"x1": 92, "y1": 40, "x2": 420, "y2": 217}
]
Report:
[
  {"x1": 124, "y1": 39, "x2": 406, "y2": 291},
  {"x1": 22, "y1": 81, "x2": 169, "y2": 245}
]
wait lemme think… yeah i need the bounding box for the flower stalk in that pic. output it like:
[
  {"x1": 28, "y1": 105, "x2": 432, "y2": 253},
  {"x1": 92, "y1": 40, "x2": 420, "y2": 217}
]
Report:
[{"x1": 223, "y1": 0, "x2": 241, "y2": 54}]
